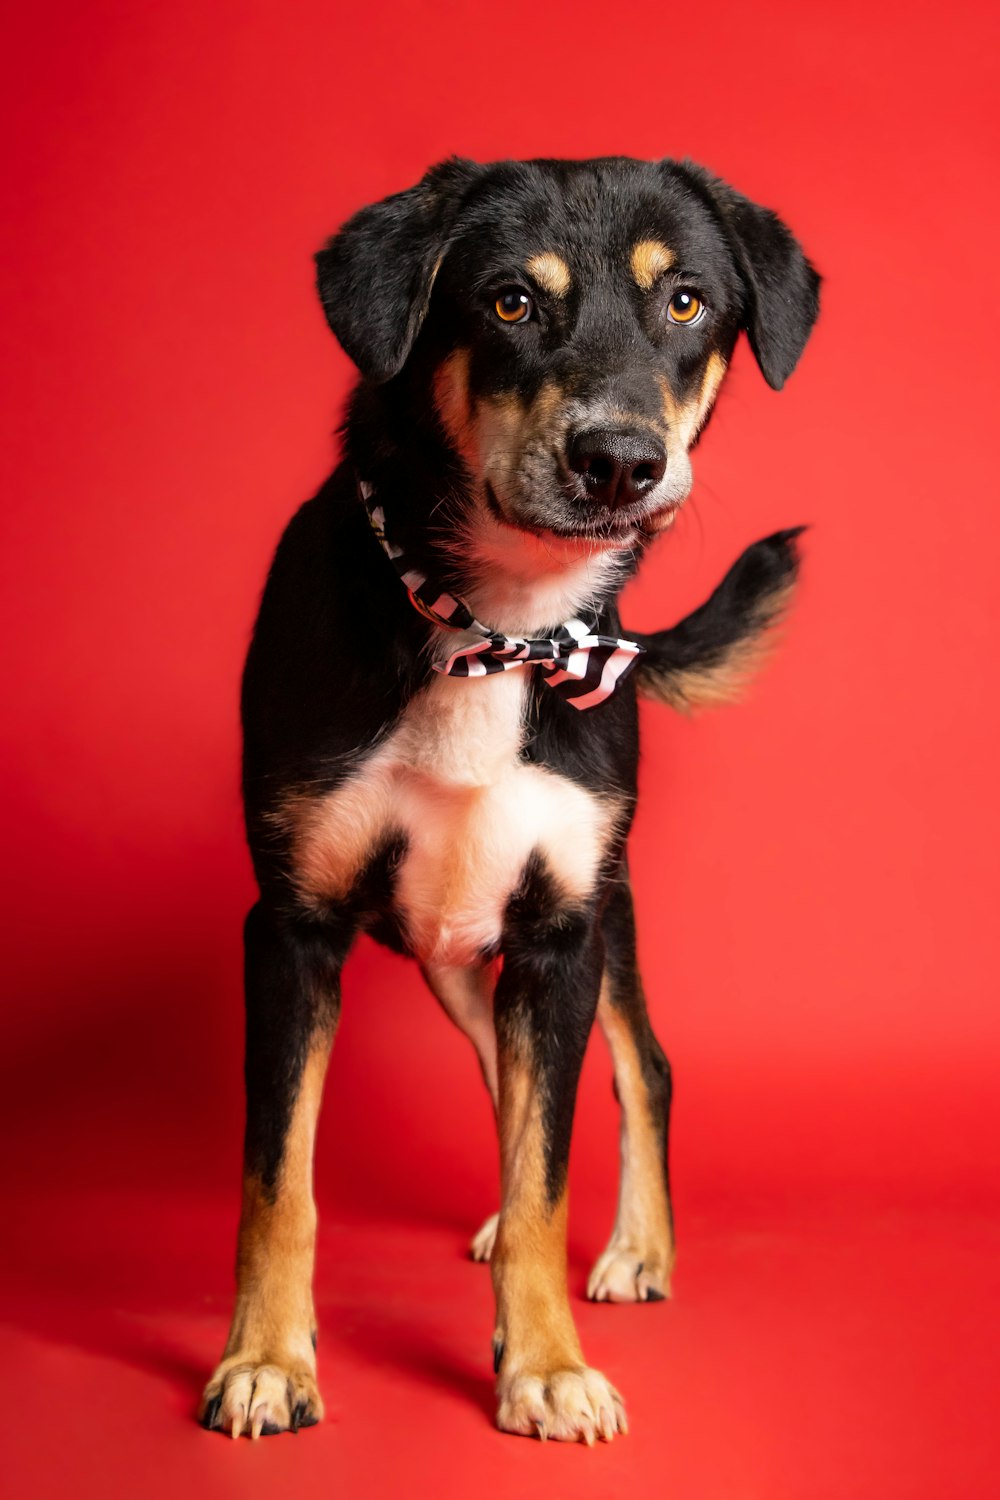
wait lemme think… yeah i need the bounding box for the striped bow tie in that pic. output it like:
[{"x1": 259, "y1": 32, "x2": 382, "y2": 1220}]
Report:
[{"x1": 359, "y1": 479, "x2": 644, "y2": 711}]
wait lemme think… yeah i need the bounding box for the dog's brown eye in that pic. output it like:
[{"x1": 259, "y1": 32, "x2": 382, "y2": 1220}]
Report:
[
  {"x1": 667, "y1": 290, "x2": 704, "y2": 325},
  {"x1": 494, "y1": 288, "x2": 533, "y2": 324}
]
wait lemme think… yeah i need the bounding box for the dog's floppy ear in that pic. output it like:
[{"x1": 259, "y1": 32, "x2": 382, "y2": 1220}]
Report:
[
  {"x1": 673, "y1": 161, "x2": 820, "y2": 390},
  {"x1": 315, "y1": 157, "x2": 483, "y2": 383}
]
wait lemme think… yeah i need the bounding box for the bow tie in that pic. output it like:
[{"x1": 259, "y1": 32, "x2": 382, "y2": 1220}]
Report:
[{"x1": 359, "y1": 478, "x2": 644, "y2": 711}]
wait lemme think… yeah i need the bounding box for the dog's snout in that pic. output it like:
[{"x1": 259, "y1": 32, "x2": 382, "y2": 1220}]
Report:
[{"x1": 566, "y1": 429, "x2": 667, "y2": 509}]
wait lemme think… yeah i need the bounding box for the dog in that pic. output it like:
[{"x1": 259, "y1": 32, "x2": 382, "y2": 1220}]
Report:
[{"x1": 199, "y1": 154, "x2": 819, "y2": 1444}]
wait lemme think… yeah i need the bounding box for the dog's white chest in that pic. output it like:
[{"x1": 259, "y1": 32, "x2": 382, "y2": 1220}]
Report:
[{"x1": 289, "y1": 668, "x2": 614, "y2": 967}]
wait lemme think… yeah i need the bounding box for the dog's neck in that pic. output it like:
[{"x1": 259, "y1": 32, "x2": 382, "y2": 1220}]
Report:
[
  {"x1": 347, "y1": 405, "x2": 640, "y2": 636},
  {"x1": 448, "y1": 499, "x2": 636, "y2": 635}
]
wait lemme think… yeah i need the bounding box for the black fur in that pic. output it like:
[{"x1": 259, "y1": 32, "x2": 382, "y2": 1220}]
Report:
[
  {"x1": 314, "y1": 156, "x2": 818, "y2": 541},
  {"x1": 242, "y1": 901, "x2": 345, "y2": 1195},
  {"x1": 498, "y1": 856, "x2": 607, "y2": 1203},
  {"x1": 632, "y1": 525, "x2": 806, "y2": 706},
  {"x1": 672, "y1": 162, "x2": 820, "y2": 390},
  {"x1": 316, "y1": 157, "x2": 485, "y2": 382},
  {"x1": 224, "y1": 155, "x2": 818, "y2": 1423}
]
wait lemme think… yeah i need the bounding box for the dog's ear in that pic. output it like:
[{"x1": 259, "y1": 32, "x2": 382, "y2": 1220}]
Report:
[
  {"x1": 672, "y1": 161, "x2": 820, "y2": 390},
  {"x1": 315, "y1": 157, "x2": 483, "y2": 383}
]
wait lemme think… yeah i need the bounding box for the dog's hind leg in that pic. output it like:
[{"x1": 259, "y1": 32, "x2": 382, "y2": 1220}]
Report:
[
  {"x1": 587, "y1": 874, "x2": 675, "y2": 1304},
  {"x1": 421, "y1": 962, "x2": 501, "y2": 1261},
  {"x1": 199, "y1": 900, "x2": 349, "y2": 1438},
  {"x1": 421, "y1": 962, "x2": 498, "y2": 1106}
]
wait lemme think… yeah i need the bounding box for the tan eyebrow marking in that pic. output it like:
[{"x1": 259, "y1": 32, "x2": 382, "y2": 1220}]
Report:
[
  {"x1": 525, "y1": 252, "x2": 572, "y2": 298},
  {"x1": 631, "y1": 239, "x2": 676, "y2": 291}
]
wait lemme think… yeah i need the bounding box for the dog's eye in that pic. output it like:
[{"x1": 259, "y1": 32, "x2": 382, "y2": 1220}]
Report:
[
  {"x1": 494, "y1": 288, "x2": 534, "y2": 324},
  {"x1": 666, "y1": 290, "x2": 704, "y2": 325}
]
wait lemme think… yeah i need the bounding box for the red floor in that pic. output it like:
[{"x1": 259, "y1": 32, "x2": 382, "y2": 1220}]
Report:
[
  {"x1": 3, "y1": 2, "x2": 999, "y2": 1495},
  {"x1": 5, "y1": 1167, "x2": 997, "y2": 1498}
]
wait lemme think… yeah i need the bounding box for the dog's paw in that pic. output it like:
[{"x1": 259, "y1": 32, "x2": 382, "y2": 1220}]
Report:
[
  {"x1": 469, "y1": 1210, "x2": 499, "y2": 1262},
  {"x1": 497, "y1": 1365, "x2": 627, "y2": 1443},
  {"x1": 199, "y1": 1357, "x2": 323, "y2": 1438},
  {"x1": 587, "y1": 1243, "x2": 672, "y2": 1303}
]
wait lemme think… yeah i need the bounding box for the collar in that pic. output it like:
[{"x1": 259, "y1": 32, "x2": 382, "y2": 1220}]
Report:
[{"x1": 358, "y1": 476, "x2": 643, "y2": 711}]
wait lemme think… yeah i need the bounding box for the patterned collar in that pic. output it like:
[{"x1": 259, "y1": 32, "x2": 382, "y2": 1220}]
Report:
[{"x1": 358, "y1": 477, "x2": 643, "y2": 712}]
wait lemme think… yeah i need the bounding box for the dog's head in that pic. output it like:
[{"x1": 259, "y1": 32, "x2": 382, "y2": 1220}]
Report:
[{"x1": 316, "y1": 156, "x2": 819, "y2": 557}]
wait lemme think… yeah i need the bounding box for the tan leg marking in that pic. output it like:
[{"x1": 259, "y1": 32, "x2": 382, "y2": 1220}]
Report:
[
  {"x1": 631, "y1": 239, "x2": 675, "y2": 291},
  {"x1": 588, "y1": 981, "x2": 674, "y2": 1303},
  {"x1": 200, "y1": 1038, "x2": 331, "y2": 1437},
  {"x1": 492, "y1": 1044, "x2": 626, "y2": 1442},
  {"x1": 526, "y1": 251, "x2": 572, "y2": 298}
]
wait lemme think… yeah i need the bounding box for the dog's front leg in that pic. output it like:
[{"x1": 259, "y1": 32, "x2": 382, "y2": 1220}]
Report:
[
  {"x1": 200, "y1": 900, "x2": 348, "y2": 1438},
  {"x1": 491, "y1": 895, "x2": 627, "y2": 1444}
]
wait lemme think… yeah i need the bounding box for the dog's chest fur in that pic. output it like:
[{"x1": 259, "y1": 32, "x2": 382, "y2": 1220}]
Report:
[{"x1": 286, "y1": 665, "x2": 616, "y2": 968}]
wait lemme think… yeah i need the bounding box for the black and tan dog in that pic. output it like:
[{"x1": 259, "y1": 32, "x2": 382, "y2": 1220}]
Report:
[{"x1": 199, "y1": 155, "x2": 819, "y2": 1444}]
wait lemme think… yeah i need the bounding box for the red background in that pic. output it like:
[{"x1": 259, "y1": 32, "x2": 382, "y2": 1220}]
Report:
[{"x1": 2, "y1": 2, "x2": 998, "y2": 1495}]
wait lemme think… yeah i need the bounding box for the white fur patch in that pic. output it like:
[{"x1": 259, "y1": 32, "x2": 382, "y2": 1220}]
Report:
[
  {"x1": 458, "y1": 500, "x2": 632, "y2": 635},
  {"x1": 282, "y1": 667, "x2": 618, "y2": 967}
]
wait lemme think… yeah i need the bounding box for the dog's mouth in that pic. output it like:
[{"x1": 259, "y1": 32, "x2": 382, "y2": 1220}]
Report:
[{"x1": 484, "y1": 482, "x2": 683, "y2": 547}]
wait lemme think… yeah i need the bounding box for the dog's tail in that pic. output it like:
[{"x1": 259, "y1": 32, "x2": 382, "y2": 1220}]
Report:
[{"x1": 629, "y1": 527, "x2": 805, "y2": 712}]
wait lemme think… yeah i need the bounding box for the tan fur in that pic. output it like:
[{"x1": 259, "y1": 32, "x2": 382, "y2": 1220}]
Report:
[
  {"x1": 492, "y1": 1052, "x2": 580, "y2": 1372},
  {"x1": 466, "y1": 973, "x2": 675, "y2": 1303},
  {"x1": 435, "y1": 359, "x2": 689, "y2": 626},
  {"x1": 432, "y1": 310, "x2": 731, "y2": 653},
  {"x1": 674, "y1": 637, "x2": 780, "y2": 709},
  {"x1": 658, "y1": 372, "x2": 700, "y2": 452},
  {"x1": 435, "y1": 359, "x2": 568, "y2": 485},
  {"x1": 698, "y1": 350, "x2": 728, "y2": 420},
  {"x1": 630, "y1": 239, "x2": 675, "y2": 291},
  {"x1": 435, "y1": 374, "x2": 639, "y2": 629},
  {"x1": 639, "y1": 580, "x2": 796, "y2": 712},
  {"x1": 200, "y1": 1039, "x2": 332, "y2": 1436},
  {"x1": 433, "y1": 347, "x2": 475, "y2": 455},
  {"x1": 677, "y1": 351, "x2": 728, "y2": 447},
  {"x1": 470, "y1": 1209, "x2": 500, "y2": 1262},
  {"x1": 657, "y1": 350, "x2": 728, "y2": 453},
  {"x1": 526, "y1": 251, "x2": 572, "y2": 298},
  {"x1": 656, "y1": 372, "x2": 681, "y2": 430},
  {"x1": 466, "y1": 379, "x2": 560, "y2": 474},
  {"x1": 588, "y1": 984, "x2": 674, "y2": 1302},
  {"x1": 491, "y1": 1045, "x2": 626, "y2": 1441}
]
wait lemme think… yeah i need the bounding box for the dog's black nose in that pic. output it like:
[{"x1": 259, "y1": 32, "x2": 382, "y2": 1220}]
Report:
[{"x1": 566, "y1": 429, "x2": 667, "y2": 509}]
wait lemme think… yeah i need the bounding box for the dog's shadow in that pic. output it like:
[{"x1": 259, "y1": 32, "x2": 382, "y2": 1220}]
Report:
[
  {"x1": 2, "y1": 1204, "x2": 498, "y2": 1428},
  {"x1": 0, "y1": 938, "x2": 232, "y2": 1409},
  {"x1": 0, "y1": 935, "x2": 504, "y2": 1427},
  {"x1": 325, "y1": 1290, "x2": 497, "y2": 1424}
]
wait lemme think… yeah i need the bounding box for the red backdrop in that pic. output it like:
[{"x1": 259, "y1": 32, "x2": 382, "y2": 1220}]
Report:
[{"x1": 2, "y1": 2, "x2": 998, "y2": 1496}]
